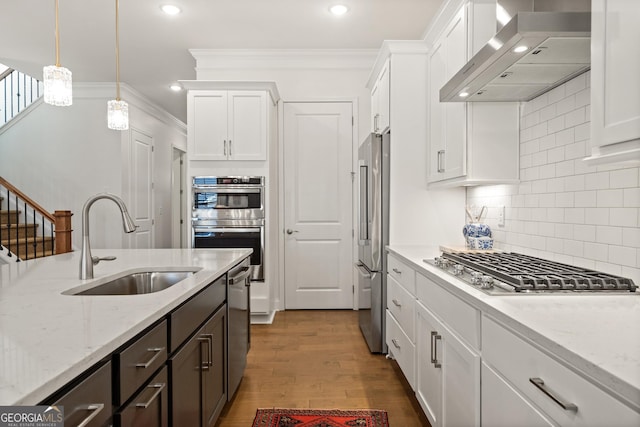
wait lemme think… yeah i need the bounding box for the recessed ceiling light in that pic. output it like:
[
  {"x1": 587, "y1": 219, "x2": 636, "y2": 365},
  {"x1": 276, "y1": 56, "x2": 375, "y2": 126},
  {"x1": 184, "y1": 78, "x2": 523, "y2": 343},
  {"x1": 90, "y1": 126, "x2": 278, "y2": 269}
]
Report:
[
  {"x1": 513, "y1": 45, "x2": 529, "y2": 53},
  {"x1": 170, "y1": 84, "x2": 182, "y2": 92},
  {"x1": 161, "y1": 4, "x2": 181, "y2": 15},
  {"x1": 459, "y1": 91, "x2": 470, "y2": 98},
  {"x1": 330, "y1": 4, "x2": 349, "y2": 16}
]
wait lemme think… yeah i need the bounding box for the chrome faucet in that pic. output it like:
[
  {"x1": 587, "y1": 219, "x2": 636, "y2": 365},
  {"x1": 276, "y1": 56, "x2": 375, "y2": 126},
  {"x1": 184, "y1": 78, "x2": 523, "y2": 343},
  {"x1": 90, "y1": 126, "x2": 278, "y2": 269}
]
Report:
[{"x1": 79, "y1": 193, "x2": 137, "y2": 280}]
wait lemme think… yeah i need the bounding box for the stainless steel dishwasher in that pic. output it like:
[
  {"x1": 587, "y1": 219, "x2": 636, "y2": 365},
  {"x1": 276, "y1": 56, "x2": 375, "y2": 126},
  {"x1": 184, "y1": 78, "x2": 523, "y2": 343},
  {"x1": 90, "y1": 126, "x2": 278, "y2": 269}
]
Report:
[{"x1": 227, "y1": 257, "x2": 251, "y2": 400}]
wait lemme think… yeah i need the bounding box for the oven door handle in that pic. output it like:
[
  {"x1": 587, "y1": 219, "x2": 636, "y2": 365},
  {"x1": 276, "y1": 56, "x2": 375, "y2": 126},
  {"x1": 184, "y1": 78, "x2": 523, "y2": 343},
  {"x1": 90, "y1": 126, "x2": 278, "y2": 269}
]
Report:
[
  {"x1": 192, "y1": 187, "x2": 262, "y2": 193},
  {"x1": 194, "y1": 227, "x2": 260, "y2": 234}
]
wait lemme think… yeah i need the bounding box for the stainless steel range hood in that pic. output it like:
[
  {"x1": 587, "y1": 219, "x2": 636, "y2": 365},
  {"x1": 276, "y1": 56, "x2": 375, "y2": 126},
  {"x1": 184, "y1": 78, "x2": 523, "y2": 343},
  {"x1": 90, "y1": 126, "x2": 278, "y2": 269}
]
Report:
[{"x1": 440, "y1": 0, "x2": 591, "y2": 102}]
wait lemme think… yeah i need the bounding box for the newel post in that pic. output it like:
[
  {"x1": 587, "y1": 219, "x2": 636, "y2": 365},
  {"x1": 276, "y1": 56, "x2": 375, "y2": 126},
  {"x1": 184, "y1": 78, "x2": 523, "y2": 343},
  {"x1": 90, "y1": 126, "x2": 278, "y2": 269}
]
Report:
[{"x1": 54, "y1": 210, "x2": 73, "y2": 254}]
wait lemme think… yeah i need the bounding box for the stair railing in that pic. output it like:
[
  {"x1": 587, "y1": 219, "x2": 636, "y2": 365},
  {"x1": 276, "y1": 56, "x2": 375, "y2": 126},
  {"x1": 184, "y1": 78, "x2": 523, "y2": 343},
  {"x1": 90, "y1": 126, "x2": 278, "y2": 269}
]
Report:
[
  {"x1": 0, "y1": 67, "x2": 43, "y2": 127},
  {"x1": 0, "y1": 177, "x2": 72, "y2": 261}
]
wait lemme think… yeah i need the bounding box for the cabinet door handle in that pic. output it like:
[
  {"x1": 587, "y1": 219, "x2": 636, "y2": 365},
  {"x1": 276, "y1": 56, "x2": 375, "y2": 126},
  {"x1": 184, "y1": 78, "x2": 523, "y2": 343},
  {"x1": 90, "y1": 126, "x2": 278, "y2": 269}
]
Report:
[
  {"x1": 374, "y1": 114, "x2": 379, "y2": 132},
  {"x1": 391, "y1": 338, "x2": 401, "y2": 350},
  {"x1": 198, "y1": 335, "x2": 213, "y2": 370},
  {"x1": 204, "y1": 333, "x2": 214, "y2": 366},
  {"x1": 135, "y1": 347, "x2": 165, "y2": 369},
  {"x1": 529, "y1": 378, "x2": 578, "y2": 412},
  {"x1": 135, "y1": 383, "x2": 166, "y2": 409},
  {"x1": 229, "y1": 140, "x2": 232, "y2": 157},
  {"x1": 223, "y1": 140, "x2": 227, "y2": 156},
  {"x1": 430, "y1": 331, "x2": 442, "y2": 368},
  {"x1": 392, "y1": 268, "x2": 402, "y2": 274},
  {"x1": 392, "y1": 299, "x2": 402, "y2": 308},
  {"x1": 437, "y1": 150, "x2": 445, "y2": 173},
  {"x1": 70, "y1": 403, "x2": 105, "y2": 427}
]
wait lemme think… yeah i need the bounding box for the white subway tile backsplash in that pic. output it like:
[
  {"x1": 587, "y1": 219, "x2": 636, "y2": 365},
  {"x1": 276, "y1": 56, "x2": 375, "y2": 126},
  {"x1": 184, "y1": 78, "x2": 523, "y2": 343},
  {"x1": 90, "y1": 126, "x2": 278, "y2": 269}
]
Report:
[
  {"x1": 466, "y1": 76, "x2": 639, "y2": 281},
  {"x1": 574, "y1": 122, "x2": 590, "y2": 141},
  {"x1": 556, "y1": 96, "x2": 576, "y2": 115},
  {"x1": 565, "y1": 107, "x2": 587, "y2": 128},
  {"x1": 610, "y1": 208, "x2": 638, "y2": 227},
  {"x1": 565, "y1": 72, "x2": 586, "y2": 95},
  {"x1": 609, "y1": 245, "x2": 637, "y2": 268},
  {"x1": 585, "y1": 208, "x2": 609, "y2": 225},
  {"x1": 625, "y1": 188, "x2": 640, "y2": 207},
  {"x1": 584, "y1": 242, "x2": 609, "y2": 262},
  {"x1": 610, "y1": 168, "x2": 639, "y2": 189},
  {"x1": 597, "y1": 189, "x2": 624, "y2": 207},
  {"x1": 585, "y1": 172, "x2": 610, "y2": 190},
  {"x1": 574, "y1": 191, "x2": 596, "y2": 207},
  {"x1": 596, "y1": 225, "x2": 623, "y2": 245}
]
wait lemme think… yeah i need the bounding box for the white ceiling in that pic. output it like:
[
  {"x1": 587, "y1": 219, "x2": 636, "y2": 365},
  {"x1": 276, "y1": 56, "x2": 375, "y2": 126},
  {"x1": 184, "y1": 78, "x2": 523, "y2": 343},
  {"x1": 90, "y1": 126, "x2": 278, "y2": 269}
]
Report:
[{"x1": 0, "y1": 0, "x2": 445, "y2": 122}]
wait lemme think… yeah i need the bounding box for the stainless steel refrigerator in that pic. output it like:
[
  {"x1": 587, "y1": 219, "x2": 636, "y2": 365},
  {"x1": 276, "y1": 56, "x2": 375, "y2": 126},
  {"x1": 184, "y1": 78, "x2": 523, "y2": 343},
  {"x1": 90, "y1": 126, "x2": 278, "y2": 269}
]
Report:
[{"x1": 356, "y1": 131, "x2": 390, "y2": 353}]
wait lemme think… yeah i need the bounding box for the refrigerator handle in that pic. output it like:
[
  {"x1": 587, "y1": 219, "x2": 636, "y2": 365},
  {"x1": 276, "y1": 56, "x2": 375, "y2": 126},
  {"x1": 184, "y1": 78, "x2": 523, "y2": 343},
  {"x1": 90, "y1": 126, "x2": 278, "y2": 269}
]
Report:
[
  {"x1": 358, "y1": 160, "x2": 369, "y2": 244},
  {"x1": 355, "y1": 262, "x2": 372, "y2": 278}
]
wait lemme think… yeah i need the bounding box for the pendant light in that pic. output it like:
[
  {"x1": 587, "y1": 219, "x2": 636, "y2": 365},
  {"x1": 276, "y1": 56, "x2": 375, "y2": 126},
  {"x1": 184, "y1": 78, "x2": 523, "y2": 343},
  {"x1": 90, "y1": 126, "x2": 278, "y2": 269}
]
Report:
[
  {"x1": 107, "y1": 0, "x2": 129, "y2": 130},
  {"x1": 43, "y1": 0, "x2": 72, "y2": 106}
]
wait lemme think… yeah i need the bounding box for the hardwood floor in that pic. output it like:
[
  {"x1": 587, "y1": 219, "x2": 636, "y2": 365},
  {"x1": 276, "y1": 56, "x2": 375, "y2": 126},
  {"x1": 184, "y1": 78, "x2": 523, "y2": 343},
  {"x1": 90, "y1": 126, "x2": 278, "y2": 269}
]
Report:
[{"x1": 216, "y1": 310, "x2": 430, "y2": 426}]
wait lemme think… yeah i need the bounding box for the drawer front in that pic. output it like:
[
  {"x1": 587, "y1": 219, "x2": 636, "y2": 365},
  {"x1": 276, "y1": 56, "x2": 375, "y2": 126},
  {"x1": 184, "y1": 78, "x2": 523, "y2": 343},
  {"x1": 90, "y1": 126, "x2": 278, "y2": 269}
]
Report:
[
  {"x1": 386, "y1": 310, "x2": 415, "y2": 390},
  {"x1": 483, "y1": 316, "x2": 640, "y2": 427},
  {"x1": 387, "y1": 254, "x2": 416, "y2": 296},
  {"x1": 115, "y1": 366, "x2": 168, "y2": 427},
  {"x1": 387, "y1": 275, "x2": 415, "y2": 342},
  {"x1": 54, "y1": 361, "x2": 112, "y2": 427},
  {"x1": 416, "y1": 272, "x2": 479, "y2": 350},
  {"x1": 482, "y1": 363, "x2": 555, "y2": 427},
  {"x1": 170, "y1": 275, "x2": 226, "y2": 352},
  {"x1": 116, "y1": 320, "x2": 168, "y2": 405}
]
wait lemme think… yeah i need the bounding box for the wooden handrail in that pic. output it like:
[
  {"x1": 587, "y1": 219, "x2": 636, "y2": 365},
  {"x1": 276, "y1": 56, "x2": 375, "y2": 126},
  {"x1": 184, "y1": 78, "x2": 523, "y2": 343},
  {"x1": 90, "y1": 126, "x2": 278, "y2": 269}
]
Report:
[{"x1": 0, "y1": 176, "x2": 55, "y2": 223}]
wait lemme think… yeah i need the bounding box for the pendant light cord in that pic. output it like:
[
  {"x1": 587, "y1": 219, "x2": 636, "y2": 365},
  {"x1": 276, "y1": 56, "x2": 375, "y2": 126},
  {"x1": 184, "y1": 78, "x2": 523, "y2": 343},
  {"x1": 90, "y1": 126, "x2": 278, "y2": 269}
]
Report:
[
  {"x1": 54, "y1": 0, "x2": 60, "y2": 67},
  {"x1": 115, "y1": 0, "x2": 121, "y2": 101}
]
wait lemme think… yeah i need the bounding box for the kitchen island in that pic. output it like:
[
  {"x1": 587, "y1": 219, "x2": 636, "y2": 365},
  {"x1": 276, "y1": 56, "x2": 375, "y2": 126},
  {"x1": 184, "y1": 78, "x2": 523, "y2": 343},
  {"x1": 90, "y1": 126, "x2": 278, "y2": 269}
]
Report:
[
  {"x1": 387, "y1": 245, "x2": 640, "y2": 426},
  {"x1": 0, "y1": 248, "x2": 251, "y2": 406}
]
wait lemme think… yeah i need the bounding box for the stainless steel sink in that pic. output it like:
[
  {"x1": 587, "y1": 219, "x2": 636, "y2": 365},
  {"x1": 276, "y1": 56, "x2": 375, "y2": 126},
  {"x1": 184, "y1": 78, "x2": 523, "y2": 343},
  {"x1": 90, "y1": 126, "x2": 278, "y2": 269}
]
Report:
[{"x1": 68, "y1": 270, "x2": 197, "y2": 296}]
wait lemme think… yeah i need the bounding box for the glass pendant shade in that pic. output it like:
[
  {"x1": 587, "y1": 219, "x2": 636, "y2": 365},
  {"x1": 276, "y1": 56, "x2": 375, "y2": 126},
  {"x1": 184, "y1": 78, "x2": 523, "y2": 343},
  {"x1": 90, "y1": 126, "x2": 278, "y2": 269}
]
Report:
[
  {"x1": 43, "y1": 65, "x2": 73, "y2": 106},
  {"x1": 107, "y1": 99, "x2": 129, "y2": 130}
]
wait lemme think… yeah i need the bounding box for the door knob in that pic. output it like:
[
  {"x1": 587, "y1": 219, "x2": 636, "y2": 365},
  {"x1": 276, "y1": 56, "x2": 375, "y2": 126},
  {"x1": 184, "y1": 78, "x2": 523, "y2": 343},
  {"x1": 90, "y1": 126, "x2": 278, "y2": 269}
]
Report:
[{"x1": 286, "y1": 229, "x2": 298, "y2": 235}]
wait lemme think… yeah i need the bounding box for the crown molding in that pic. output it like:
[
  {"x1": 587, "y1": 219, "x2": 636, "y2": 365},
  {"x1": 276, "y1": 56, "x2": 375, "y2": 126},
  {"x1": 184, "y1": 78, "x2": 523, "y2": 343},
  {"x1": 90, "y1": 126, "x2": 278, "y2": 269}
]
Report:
[{"x1": 189, "y1": 49, "x2": 378, "y2": 71}]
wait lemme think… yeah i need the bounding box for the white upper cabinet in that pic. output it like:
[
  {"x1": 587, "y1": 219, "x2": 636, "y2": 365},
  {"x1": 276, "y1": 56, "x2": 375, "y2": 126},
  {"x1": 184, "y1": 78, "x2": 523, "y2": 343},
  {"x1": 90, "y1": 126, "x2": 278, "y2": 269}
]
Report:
[
  {"x1": 182, "y1": 81, "x2": 279, "y2": 162},
  {"x1": 587, "y1": 0, "x2": 640, "y2": 165},
  {"x1": 371, "y1": 58, "x2": 390, "y2": 134},
  {"x1": 426, "y1": 0, "x2": 520, "y2": 187}
]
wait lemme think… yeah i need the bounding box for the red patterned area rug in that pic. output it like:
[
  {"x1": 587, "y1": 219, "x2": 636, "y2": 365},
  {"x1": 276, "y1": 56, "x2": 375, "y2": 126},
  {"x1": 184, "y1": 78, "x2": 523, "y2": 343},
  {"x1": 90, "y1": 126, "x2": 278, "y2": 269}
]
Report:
[{"x1": 252, "y1": 408, "x2": 389, "y2": 427}]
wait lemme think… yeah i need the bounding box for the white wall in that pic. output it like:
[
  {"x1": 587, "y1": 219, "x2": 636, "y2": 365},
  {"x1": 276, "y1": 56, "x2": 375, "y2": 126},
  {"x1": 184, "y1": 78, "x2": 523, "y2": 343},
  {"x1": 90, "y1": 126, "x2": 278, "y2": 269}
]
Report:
[
  {"x1": 0, "y1": 83, "x2": 186, "y2": 250},
  {"x1": 467, "y1": 72, "x2": 640, "y2": 284}
]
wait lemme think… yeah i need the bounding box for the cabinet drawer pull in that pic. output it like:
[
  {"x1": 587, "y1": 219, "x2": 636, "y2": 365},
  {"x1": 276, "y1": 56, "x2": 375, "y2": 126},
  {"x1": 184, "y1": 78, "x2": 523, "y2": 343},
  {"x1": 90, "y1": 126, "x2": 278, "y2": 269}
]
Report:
[
  {"x1": 392, "y1": 268, "x2": 402, "y2": 274},
  {"x1": 391, "y1": 339, "x2": 401, "y2": 350},
  {"x1": 529, "y1": 377, "x2": 578, "y2": 412},
  {"x1": 392, "y1": 299, "x2": 402, "y2": 308},
  {"x1": 135, "y1": 383, "x2": 166, "y2": 409},
  {"x1": 135, "y1": 347, "x2": 165, "y2": 369},
  {"x1": 71, "y1": 403, "x2": 105, "y2": 427},
  {"x1": 430, "y1": 331, "x2": 442, "y2": 368}
]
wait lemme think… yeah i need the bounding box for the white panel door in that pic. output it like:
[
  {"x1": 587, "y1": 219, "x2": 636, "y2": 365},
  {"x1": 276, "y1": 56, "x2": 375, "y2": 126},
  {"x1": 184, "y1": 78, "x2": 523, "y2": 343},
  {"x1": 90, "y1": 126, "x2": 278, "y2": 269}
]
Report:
[
  {"x1": 130, "y1": 129, "x2": 154, "y2": 249},
  {"x1": 283, "y1": 102, "x2": 353, "y2": 309}
]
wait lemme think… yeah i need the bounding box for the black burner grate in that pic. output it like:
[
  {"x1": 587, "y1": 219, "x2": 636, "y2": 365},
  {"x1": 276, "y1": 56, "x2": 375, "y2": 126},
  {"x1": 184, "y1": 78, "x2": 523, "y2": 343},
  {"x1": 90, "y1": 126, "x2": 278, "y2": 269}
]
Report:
[{"x1": 442, "y1": 252, "x2": 637, "y2": 292}]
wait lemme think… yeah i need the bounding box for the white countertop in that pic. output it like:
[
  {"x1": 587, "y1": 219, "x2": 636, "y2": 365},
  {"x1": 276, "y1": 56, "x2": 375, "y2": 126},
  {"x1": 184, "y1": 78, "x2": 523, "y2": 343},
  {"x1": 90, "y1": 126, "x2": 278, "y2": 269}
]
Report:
[
  {"x1": 387, "y1": 245, "x2": 640, "y2": 410},
  {"x1": 0, "y1": 248, "x2": 252, "y2": 405}
]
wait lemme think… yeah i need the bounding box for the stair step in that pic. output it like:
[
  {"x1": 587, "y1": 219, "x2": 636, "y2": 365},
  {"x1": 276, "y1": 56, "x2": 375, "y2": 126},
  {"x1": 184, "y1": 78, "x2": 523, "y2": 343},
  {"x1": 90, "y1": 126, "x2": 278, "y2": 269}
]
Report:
[
  {"x1": 0, "y1": 210, "x2": 22, "y2": 225},
  {"x1": 2, "y1": 236, "x2": 54, "y2": 259},
  {"x1": 0, "y1": 223, "x2": 39, "y2": 239}
]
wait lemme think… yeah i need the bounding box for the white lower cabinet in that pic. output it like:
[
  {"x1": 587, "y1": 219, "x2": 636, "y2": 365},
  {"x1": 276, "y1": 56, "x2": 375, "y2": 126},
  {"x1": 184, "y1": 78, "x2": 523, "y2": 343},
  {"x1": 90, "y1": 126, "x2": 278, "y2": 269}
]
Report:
[
  {"x1": 482, "y1": 363, "x2": 555, "y2": 427},
  {"x1": 415, "y1": 300, "x2": 480, "y2": 427},
  {"x1": 385, "y1": 310, "x2": 415, "y2": 389},
  {"x1": 483, "y1": 315, "x2": 640, "y2": 427}
]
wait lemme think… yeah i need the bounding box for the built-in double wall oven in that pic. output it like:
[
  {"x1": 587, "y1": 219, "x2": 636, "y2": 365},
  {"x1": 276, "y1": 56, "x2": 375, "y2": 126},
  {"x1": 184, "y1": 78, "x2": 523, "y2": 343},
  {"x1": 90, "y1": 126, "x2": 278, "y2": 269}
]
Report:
[{"x1": 192, "y1": 176, "x2": 264, "y2": 281}]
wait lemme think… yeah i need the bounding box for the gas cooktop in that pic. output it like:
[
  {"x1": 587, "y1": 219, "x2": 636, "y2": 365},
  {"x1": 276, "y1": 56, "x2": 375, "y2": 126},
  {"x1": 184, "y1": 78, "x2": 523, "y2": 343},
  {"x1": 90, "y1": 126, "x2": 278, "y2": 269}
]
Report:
[{"x1": 425, "y1": 251, "x2": 637, "y2": 295}]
